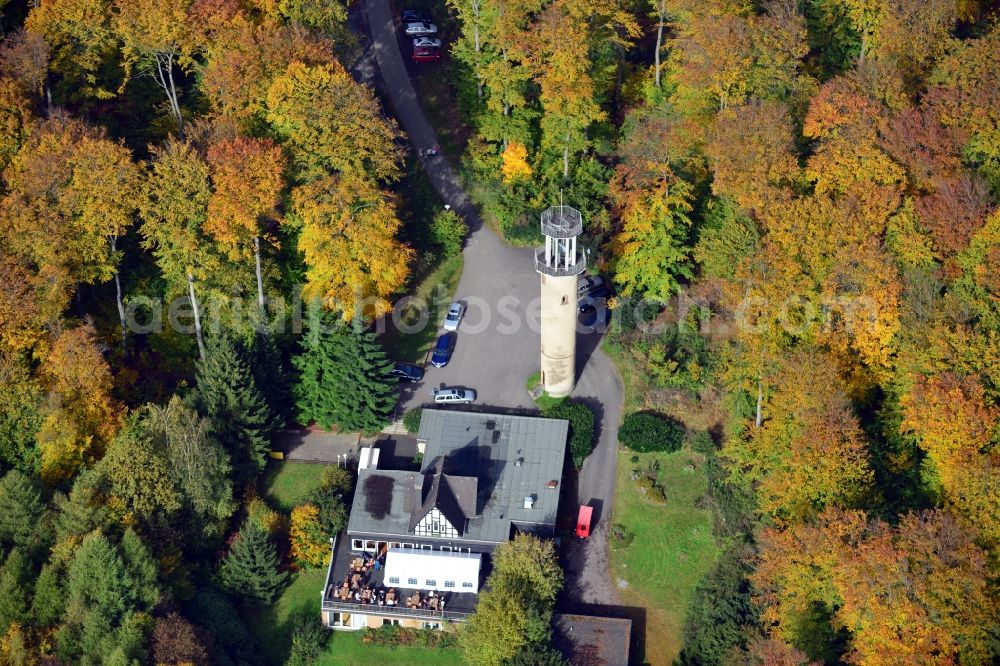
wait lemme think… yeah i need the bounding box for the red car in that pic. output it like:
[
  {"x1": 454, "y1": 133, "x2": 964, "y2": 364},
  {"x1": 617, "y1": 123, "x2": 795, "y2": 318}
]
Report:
[{"x1": 412, "y1": 45, "x2": 441, "y2": 63}]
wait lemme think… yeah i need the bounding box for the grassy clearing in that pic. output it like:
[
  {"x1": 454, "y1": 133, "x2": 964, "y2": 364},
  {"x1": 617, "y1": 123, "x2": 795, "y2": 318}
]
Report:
[
  {"x1": 381, "y1": 253, "x2": 464, "y2": 364},
  {"x1": 317, "y1": 631, "x2": 463, "y2": 666},
  {"x1": 244, "y1": 569, "x2": 463, "y2": 666},
  {"x1": 609, "y1": 448, "x2": 720, "y2": 666},
  {"x1": 243, "y1": 568, "x2": 328, "y2": 665},
  {"x1": 525, "y1": 371, "x2": 564, "y2": 411},
  {"x1": 260, "y1": 460, "x2": 329, "y2": 513}
]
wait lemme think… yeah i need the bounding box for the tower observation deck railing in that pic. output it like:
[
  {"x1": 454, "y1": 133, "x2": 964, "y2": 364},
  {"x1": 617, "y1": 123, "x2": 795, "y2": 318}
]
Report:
[
  {"x1": 534, "y1": 248, "x2": 586, "y2": 277},
  {"x1": 540, "y1": 205, "x2": 583, "y2": 238}
]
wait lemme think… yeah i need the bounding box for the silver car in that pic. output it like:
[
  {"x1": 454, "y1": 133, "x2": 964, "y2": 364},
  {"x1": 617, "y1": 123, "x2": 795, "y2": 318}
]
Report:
[
  {"x1": 404, "y1": 21, "x2": 438, "y2": 36},
  {"x1": 432, "y1": 387, "x2": 476, "y2": 404},
  {"x1": 413, "y1": 36, "x2": 442, "y2": 48},
  {"x1": 443, "y1": 302, "x2": 464, "y2": 331}
]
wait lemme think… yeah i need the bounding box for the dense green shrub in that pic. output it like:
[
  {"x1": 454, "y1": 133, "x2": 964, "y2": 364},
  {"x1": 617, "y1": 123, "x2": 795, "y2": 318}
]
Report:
[
  {"x1": 610, "y1": 523, "x2": 634, "y2": 548},
  {"x1": 286, "y1": 615, "x2": 328, "y2": 666},
  {"x1": 360, "y1": 625, "x2": 458, "y2": 648},
  {"x1": 543, "y1": 401, "x2": 595, "y2": 468},
  {"x1": 689, "y1": 430, "x2": 716, "y2": 455},
  {"x1": 636, "y1": 474, "x2": 667, "y2": 504},
  {"x1": 402, "y1": 407, "x2": 423, "y2": 434},
  {"x1": 184, "y1": 590, "x2": 262, "y2": 666},
  {"x1": 679, "y1": 544, "x2": 758, "y2": 665},
  {"x1": 430, "y1": 210, "x2": 468, "y2": 257},
  {"x1": 619, "y1": 412, "x2": 685, "y2": 453}
]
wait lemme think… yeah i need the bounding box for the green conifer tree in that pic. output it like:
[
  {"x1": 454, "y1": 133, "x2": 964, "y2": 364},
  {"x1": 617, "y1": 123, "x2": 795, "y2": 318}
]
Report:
[
  {"x1": 218, "y1": 521, "x2": 287, "y2": 603},
  {"x1": 192, "y1": 335, "x2": 276, "y2": 486},
  {"x1": 0, "y1": 470, "x2": 49, "y2": 554},
  {"x1": 252, "y1": 332, "x2": 293, "y2": 429},
  {"x1": 0, "y1": 548, "x2": 32, "y2": 632},
  {"x1": 59, "y1": 530, "x2": 160, "y2": 664},
  {"x1": 292, "y1": 314, "x2": 396, "y2": 434}
]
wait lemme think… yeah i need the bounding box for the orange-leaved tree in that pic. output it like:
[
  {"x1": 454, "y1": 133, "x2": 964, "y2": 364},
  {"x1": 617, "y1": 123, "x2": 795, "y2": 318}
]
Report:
[
  {"x1": 1, "y1": 115, "x2": 140, "y2": 353},
  {"x1": 754, "y1": 508, "x2": 997, "y2": 664},
  {"x1": 205, "y1": 136, "x2": 287, "y2": 312}
]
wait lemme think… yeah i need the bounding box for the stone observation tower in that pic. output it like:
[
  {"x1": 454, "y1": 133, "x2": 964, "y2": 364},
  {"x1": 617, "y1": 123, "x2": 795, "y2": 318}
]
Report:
[{"x1": 535, "y1": 205, "x2": 586, "y2": 397}]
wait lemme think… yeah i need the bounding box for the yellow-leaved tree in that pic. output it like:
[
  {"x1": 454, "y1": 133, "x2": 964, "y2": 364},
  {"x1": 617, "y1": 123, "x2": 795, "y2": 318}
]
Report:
[
  {"x1": 724, "y1": 351, "x2": 874, "y2": 524},
  {"x1": 37, "y1": 323, "x2": 123, "y2": 485},
  {"x1": 289, "y1": 504, "x2": 328, "y2": 568},
  {"x1": 291, "y1": 174, "x2": 412, "y2": 320},
  {"x1": 901, "y1": 372, "x2": 1000, "y2": 546}
]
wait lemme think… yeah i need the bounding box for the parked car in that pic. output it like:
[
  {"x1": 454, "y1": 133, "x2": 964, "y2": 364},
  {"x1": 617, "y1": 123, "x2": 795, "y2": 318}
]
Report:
[
  {"x1": 412, "y1": 45, "x2": 441, "y2": 63},
  {"x1": 413, "y1": 36, "x2": 442, "y2": 48},
  {"x1": 432, "y1": 387, "x2": 476, "y2": 404},
  {"x1": 577, "y1": 275, "x2": 608, "y2": 300},
  {"x1": 403, "y1": 21, "x2": 438, "y2": 36},
  {"x1": 401, "y1": 8, "x2": 432, "y2": 23},
  {"x1": 442, "y1": 302, "x2": 464, "y2": 331},
  {"x1": 389, "y1": 362, "x2": 424, "y2": 383},
  {"x1": 430, "y1": 332, "x2": 455, "y2": 367}
]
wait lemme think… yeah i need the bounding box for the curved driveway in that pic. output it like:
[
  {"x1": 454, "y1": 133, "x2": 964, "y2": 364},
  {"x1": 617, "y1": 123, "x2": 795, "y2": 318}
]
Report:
[{"x1": 361, "y1": 0, "x2": 624, "y2": 606}]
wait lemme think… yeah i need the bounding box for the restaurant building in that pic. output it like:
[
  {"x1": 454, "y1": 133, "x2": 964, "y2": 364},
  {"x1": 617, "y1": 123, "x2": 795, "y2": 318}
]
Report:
[{"x1": 320, "y1": 409, "x2": 569, "y2": 630}]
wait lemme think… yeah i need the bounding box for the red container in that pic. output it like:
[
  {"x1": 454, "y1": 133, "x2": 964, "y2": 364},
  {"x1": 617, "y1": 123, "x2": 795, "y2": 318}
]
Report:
[{"x1": 576, "y1": 505, "x2": 593, "y2": 539}]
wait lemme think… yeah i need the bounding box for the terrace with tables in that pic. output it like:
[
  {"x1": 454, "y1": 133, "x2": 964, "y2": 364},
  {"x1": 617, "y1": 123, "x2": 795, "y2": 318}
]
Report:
[{"x1": 321, "y1": 536, "x2": 480, "y2": 627}]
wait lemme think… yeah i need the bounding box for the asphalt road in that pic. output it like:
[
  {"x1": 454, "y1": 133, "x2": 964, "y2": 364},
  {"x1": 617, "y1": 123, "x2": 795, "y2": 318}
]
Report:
[{"x1": 361, "y1": 0, "x2": 624, "y2": 606}]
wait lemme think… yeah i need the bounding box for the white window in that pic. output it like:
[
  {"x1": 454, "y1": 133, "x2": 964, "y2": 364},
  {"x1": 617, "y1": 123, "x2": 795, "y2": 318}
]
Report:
[
  {"x1": 388, "y1": 577, "x2": 399, "y2": 585},
  {"x1": 389, "y1": 542, "x2": 401, "y2": 550},
  {"x1": 426, "y1": 579, "x2": 436, "y2": 586},
  {"x1": 408, "y1": 577, "x2": 418, "y2": 585},
  {"x1": 402, "y1": 543, "x2": 414, "y2": 549},
  {"x1": 352, "y1": 539, "x2": 363, "y2": 550},
  {"x1": 432, "y1": 521, "x2": 440, "y2": 532},
  {"x1": 383, "y1": 619, "x2": 400, "y2": 627},
  {"x1": 423, "y1": 622, "x2": 441, "y2": 630},
  {"x1": 365, "y1": 540, "x2": 376, "y2": 551},
  {"x1": 421, "y1": 544, "x2": 432, "y2": 551},
  {"x1": 439, "y1": 546, "x2": 452, "y2": 552},
  {"x1": 444, "y1": 581, "x2": 455, "y2": 588},
  {"x1": 462, "y1": 582, "x2": 473, "y2": 588}
]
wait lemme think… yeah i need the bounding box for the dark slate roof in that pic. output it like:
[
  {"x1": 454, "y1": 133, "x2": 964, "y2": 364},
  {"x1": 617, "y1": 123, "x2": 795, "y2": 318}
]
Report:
[
  {"x1": 407, "y1": 456, "x2": 478, "y2": 535},
  {"x1": 348, "y1": 410, "x2": 569, "y2": 544},
  {"x1": 553, "y1": 613, "x2": 632, "y2": 666}
]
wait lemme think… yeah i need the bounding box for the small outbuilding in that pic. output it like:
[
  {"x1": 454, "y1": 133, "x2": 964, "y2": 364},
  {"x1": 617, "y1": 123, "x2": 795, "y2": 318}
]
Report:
[{"x1": 553, "y1": 613, "x2": 632, "y2": 666}]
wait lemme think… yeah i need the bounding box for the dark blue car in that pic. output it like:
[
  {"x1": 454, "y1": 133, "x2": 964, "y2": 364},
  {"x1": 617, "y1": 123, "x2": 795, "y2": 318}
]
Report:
[
  {"x1": 389, "y1": 362, "x2": 424, "y2": 383},
  {"x1": 431, "y1": 333, "x2": 454, "y2": 368}
]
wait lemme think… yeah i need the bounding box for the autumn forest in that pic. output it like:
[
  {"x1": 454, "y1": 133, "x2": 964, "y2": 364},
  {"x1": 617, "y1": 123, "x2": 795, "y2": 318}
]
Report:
[{"x1": 0, "y1": 0, "x2": 998, "y2": 662}]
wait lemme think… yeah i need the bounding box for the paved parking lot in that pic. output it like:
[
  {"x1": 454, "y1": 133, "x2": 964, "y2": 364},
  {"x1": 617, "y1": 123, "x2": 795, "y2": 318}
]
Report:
[{"x1": 363, "y1": 0, "x2": 624, "y2": 605}]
